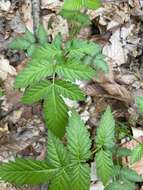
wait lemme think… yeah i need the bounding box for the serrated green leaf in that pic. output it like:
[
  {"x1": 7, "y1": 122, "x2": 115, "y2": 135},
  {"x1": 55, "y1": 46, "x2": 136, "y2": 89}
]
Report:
[
  {"x1": 0, "y1": 159, "x2": 55, "y2": 185},
  {"x1": 56, "y1": 61, "x2": 95, "y2": 81},
  {"x1": 67, "y1": 111, "x2": 91, "y2": 162},
  {"x1": 15, "y1": 60, "x2": 53, "y2": 88},
  {"x1": 23, "y1": 29, "x2": 35, "y2": 43},
  {"x1": 63, "y1": 0, "x2": 85, "y2": 10},
  {"x1": 70, "y1": 163, "x2": 90, "y2": 190},
  {"x1": 63, "y1": 0, "x2": 101, "y2": 10},
  {"x1": 93, "y1": 54, "x2": 108, "y2": 73},
  {"x1": 55, "y1": 80, "x2": 85, "y2": 100},
  {"x1": 136, "y1": 96, "x2": 143, "y2": 113},
  {"x1": 131, "y1": 143, "x2": 143, "y2": 164},
  {"x1": 32, "y1": 43, "x2": 62, "y2": 60},
  {"x1": 86, "y1": 0, "x2": 101, "y2": 9},
  {"x1": 49, "y1": 168, "x2": 71, "y2": 190},
  {"x1": 96, "y1": 149, "x2": 114, "y2": 185},
  {"x1": 47, "y1": 131, "x2": 69, "y2": 167},
  {"x1": 53, "y1": 33, "x2": 62, "y2": 50},
  {"x1": 0, "y1": 87, "x2": 4, "y2": 97},
  {"x1": 22, "y1": 80, "x2": 52, "y2": 104},
  {"x1": 9, "y1": 38, "x2": 30, "y2": 50},
  {"x1": 47, "y1": 131, "x2": 70, "y2": 190},
  {"x1": 44, "y1": 87, "x2": 68, "y2": 138},
  {"x1": 66, "y1": 39, "x2": 102, "y2": 60},
  {"x1": 105, "y1": 180, "x2": 136, "y2": 190},
  {"x1": 96, "y1": 106, "x2": 115, "y2": 148},
  {"x1": 120, "y1": 167, "x2": 142, "y2": 182},
  {"x1": 116, "y1": 147, "x2": 132, "y2": 157},
  {"x1": 27, "y1": 44, "x2": 36, "y2": 56},
  {"x1": 60, "y1": 10, "x2": 91, "y2": 26},
  {"x1": 36, "y1": 24, "x2": 47, "y2": 45}
]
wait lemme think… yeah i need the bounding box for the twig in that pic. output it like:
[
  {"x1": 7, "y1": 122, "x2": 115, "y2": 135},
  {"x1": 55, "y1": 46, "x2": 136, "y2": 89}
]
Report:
[
  {"x1": 31, "y1": 0, "x2": 40, "y2": 34},
  {"x1": 0, "y1": 103, "x2": 22, "y2": 120}
]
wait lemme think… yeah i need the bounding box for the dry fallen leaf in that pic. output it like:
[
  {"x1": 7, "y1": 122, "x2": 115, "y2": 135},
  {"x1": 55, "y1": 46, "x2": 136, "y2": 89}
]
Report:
[
  {"x1": 93, "y1": 58, "x2": 132, "y2": 103},
  {"x1": 0, "y1": 0, "x2": 11, "y2": 12},
  {"x1": 90, "y1": 182, "x2": 104, "y2": 190},
  {"x1": 0, "y1": 55, "x2": 17, "y2": 81},
  {"x1": 20, "y1": 0, "x2": 33, "y2": 32},
  {"x1": 41, "y1": 0, "x2": 62, "y2": 10}
]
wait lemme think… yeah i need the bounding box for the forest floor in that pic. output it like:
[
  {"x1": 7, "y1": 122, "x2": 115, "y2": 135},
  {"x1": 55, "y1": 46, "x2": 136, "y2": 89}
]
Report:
[{"x1": 0, "y1": 0, "x2": 143, "y2": 189}]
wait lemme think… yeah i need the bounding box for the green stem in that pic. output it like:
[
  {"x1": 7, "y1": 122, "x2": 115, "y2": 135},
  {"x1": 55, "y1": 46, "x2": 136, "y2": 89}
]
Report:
[{"x1": 52, "y1": 59, "x2": 56, "y2": 85}]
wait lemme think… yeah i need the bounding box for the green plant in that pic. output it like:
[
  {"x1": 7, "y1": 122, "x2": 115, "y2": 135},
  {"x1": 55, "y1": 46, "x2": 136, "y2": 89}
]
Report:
[
  {"x1": 136, "y1": 96, "x2": 143, "y2": 114},
  {"x1": 63, "y1": 0, "x2": 101, "y2": 10},
  {"x1": 9, "y1": 24, "x2": 47, "y2": 56},
  {"x1": 60, "y1": 9, "x2": 91, "y2": 37},
  {"x1": 8, "y1": 0, "x2": 107, "y2": 138},
  {"x1": 3, "y1": 0, "x2": 142, "y2": 189},
  {"x1": 95, "y1": 107, "x2": 142, "y2": 189},
  {"x1": 129, "y1": 96, "x2": 143, "y2": 164},
  {"x1": 0, "y1": 107, "x2": 142, "y2": 190},
  {"x1": 13, "y1": 31, "x2": 108, "y2": 138},
  {"x1": 0, "y1": 87, "x2": 4, "y2": 97},
  {"x1": 60, "y1": 0, "x2": 101, "y2": 38},
  {"x1": 0, "y1": 111, "x2": 91, "y2": 189}
]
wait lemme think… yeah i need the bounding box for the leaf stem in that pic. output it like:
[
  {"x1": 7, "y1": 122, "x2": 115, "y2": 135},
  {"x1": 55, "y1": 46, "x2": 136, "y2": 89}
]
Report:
[
  {"x1": 92, "y1": 146, "x2": 102, "y2": 155},
  {"x1": 52, "y1": 59, "x2": 56, "y2": 85}
]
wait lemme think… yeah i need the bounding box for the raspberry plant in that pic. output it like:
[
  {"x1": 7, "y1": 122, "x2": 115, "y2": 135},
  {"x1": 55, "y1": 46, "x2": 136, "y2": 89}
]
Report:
[
  {"x1": 9, "y1": 2, "x2": 107, "y2": 138},
  {"x1": 0, "y1": 107, "x2": 142, "y2": 190},
  {"x1": 1, "y1": 0, "x2": 143, "y2": 189}
]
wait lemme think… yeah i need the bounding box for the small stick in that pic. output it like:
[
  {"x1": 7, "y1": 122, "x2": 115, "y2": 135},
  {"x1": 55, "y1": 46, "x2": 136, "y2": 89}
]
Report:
[
  {"x1": 0, "y1": 104, "x2": 22, "y2": 120},
  {"x1": 31, "y1": 0, "x2": 40, "y2": 34}
]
